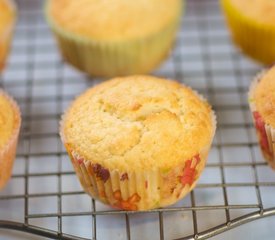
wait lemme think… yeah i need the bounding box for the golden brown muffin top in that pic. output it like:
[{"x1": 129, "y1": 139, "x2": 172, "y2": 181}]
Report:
[
  {"x1": 0, "y1": 90, "x2": 19, "y2": 148},
  {"x1": 255, "y1": 67, "x2": 275, "y2": 128},
  {"x1": 62, "y1": 76, "x2": 215, "y2": 172},
  {"x1": 47, "y1": 0, "x2": 182, "y2": 41},
  {"x1": 0, "y1": 0, "x2": 15, "y2": 36},
  {"x1": 229, "y1": 0, "x2": 275, "y2": 26}
]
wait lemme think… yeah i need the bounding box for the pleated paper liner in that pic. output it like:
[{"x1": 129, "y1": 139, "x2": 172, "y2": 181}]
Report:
[
  {"x1": 66, "y1": 146, "x2": 210, "y2": 211},
  {"x1": 44, "y1": 1, "x2": 183, "y2": 77},
  {"x1": 0, "y1": 90, "x2": 21, "y2": 190},
  {"x1": 60, "y1": 107, "x2": 216, "y2": 211},
  {"x1": 249, "y1": 72, "x2": 275, "y2": 170},
  {"x1": 0, "y1": 0, "x2": 17, "y2": 71},
  {"x1": 221, "y1": 0, "x2": 275, "y2": 65}
]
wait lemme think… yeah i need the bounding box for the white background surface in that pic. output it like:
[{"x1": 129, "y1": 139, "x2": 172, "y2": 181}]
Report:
[{"x1": 1, "y1": 217, "x2": 275, "y2": 240}]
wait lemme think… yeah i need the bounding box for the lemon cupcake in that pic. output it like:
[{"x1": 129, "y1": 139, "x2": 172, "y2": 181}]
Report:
[
  {"x1": 0, "y1": 0, "x2": 16, "y2": 71},
  {"x1": 45, "y1": 0, "x2": 183, "y2": 77},
  {"x1": 249, "y1": 67, "x2": 275, "y2": 169},
  {"x1": 60, "y1": 75, "x2": 216, "y2": 210},
  {"x1": 0, "y1": 90, "x2": 21, "y2": 189},
  {"x1": 221, "y1": 0, "x2": 275, "y2": 65}
]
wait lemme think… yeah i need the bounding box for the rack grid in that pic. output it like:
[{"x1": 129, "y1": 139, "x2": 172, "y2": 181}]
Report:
[{"x1": 1, "y1": 0, "x2": 275, "y2": 239}]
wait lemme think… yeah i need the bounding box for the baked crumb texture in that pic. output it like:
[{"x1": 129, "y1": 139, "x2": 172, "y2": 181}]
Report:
[
  {"x1": 45, "y1": 0, "x2": 183, "y2": 77},
  {"x1": 61, "y1": 76, "x2": 216, "y2": 210},
  {"x1": 0, "y1": 0, "x2": 16, "y2": 70},
  {"x1": 249, "y1": 68, "x2": 275, "y2": 170},
  {"x1": 0, "y1": 90, "x2": 21, "y2": 190},
  {"x1": 48, "y1": 0, "x2": 182, "y2": 41}
]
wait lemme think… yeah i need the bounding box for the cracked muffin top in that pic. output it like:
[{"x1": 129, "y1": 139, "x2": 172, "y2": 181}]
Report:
[
  {"x1": 61, "y1": 75, "x2": 215, "y2": 171},
  {"x1": 47, "y1": 0, "x2": 182, "y2": 41}
]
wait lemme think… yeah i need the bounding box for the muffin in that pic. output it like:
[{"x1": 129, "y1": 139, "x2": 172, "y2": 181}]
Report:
[
  {"x1": 45, "y1": 0, "x2": 183, "y2": 77},
  {"x1": 0, "y1": 0, "x2": 16, "y2": 71},
  {"x1": 60, "y1": 75, "x2": 216, "y2": 210},
  {"x1": 221, "y1": 0, "x2": 275, "y2": 65},
  {"x1": 0, "y1": 89, "x2": 21, "y2": 189},
  {"x1": 249, "y1": 67, "x2": 275, "y2": 169}
]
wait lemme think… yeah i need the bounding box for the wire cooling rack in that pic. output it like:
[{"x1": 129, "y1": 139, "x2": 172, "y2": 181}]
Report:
[{"x1": 1, "y1": 0, "x2": 275, "y2": 239}]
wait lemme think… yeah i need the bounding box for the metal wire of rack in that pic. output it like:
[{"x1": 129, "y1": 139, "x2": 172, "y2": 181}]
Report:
[{"x1": 1, "y1": 0, "x2": 275, "y2": 239}]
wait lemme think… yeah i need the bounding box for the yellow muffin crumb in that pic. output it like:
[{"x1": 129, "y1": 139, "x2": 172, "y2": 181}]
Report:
[
  {"x1": 0, "y1": 0, "x2": 16, "y2": 70},
  {"x1": 62, "y1": 76, "x2": 214, "y2": 172},
  {"x1": 255, "y1": 68, "x2": 275, "y2": 128},
  {"x1": 0, "y1": 90, "x2": 21, "y2": 190},
  {"x1": 48, "y1": 0, "x2": 182, "y2": 41},
  {"x1": 0, "y1": 0, "x2": 15, "y2": 35},
  {"x1": 229, "y1": 0, "x2": 275, "y2": 26},
  {"x1": 0, "y1": 92, "x2": 16, "y2": 148}
]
